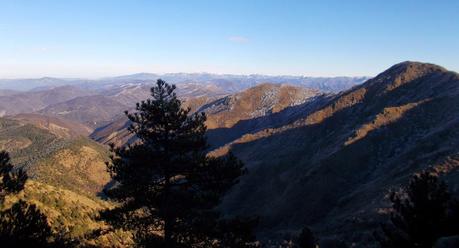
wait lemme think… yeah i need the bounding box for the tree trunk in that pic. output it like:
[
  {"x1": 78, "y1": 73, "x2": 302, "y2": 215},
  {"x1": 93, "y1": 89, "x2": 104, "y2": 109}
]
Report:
[
  {"x1": 163, "y1": 175, "x2": 173, "y2": 247},
  {"x1": 164, "y1": 217, "x2": 172, "y2": 247}
]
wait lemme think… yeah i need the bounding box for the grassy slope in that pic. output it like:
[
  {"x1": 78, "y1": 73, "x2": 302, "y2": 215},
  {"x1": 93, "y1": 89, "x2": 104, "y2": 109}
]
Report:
[{"x1": 3, "y1": 180, "x2": 132, "y2": 247}]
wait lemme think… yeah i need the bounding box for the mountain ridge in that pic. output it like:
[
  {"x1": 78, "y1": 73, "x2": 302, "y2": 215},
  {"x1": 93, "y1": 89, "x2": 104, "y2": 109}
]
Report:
[{"x1": 215, "y1": 61, "x2": 459, "y2": 244}]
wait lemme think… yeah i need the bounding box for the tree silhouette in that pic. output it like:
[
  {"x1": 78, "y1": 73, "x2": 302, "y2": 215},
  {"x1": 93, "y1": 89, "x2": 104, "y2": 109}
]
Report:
[
  {"x1": 376, "y1": 171, "x2": 451, "y2": 248},
  {"x1": 297, "y1": 226, "x2": 317, "y2": 248},
  {"x1": 0, "y1": 151, "x2": 27, "y2": 201},
  {"x1": 0, "y1": 150, "x2": 53, "y2": 247},
  {"x1": 216, "y1": 217, "x2": 259, "y2": 248},
  {"x1": 104, "y1": 79, "x2": 255, "y2": 247},
  {"x1": 0, "y1": 200, "x2": 52, "y2": 247},
  {"x1": 446, "y1": 198, "x2": 459, "y2": 236}
]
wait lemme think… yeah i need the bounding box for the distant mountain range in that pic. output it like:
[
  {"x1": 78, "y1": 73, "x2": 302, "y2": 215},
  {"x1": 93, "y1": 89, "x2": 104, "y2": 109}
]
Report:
[
  {"x1": 0, "y1": 72, "x2": 365, "y2": 132},
  {"x1": 0, "y1": 73, "x2": 369, "y2": 92}
]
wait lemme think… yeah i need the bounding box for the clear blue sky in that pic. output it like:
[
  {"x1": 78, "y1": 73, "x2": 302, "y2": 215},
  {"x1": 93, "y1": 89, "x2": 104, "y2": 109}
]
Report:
[{"x1": 0, "y1": 0, "x2": 458, "y2": 78}]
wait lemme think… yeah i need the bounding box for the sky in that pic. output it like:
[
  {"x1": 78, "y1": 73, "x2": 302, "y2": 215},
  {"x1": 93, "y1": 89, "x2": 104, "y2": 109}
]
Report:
[{"x1": 0, "y1": 0, "x2": 458, "y2": 78}]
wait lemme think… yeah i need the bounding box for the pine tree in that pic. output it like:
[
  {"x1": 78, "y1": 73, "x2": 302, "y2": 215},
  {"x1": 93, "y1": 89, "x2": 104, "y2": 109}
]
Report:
[
  {"x1": 0, "y1": 151, "x2": 27, "y2": 202},
  {"x1": 104, "y1": 79, "x2": 255, "y2": 247},
  {"x1": 0, "y1": 200, "x2": 52, "y2": 247},
  {"x1": 376, "y1": 171, "x2": 451, "y2": 248},
  {"x1": 0, "y1": 150, "x2": 53, "y2": 247},
  {"x1": 297, "y1": 226, "x2": 317, "y2": 248}
]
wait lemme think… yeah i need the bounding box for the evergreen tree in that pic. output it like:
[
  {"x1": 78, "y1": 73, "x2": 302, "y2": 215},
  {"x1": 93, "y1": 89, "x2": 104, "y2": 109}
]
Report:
[
  {"x1": 0, "y1": 150, "x2": 53, "y2": 247},
  {"x1": 297, "y1": 226, "x2": 317, "y2": 248},
  {"x1": 446, "y1": 198, "x2": 459, "y2": 235},
  {"x1": 0, "y1": 151, "x2": 27, "y2": 202},
  {"x1": 0, "y1": 200, "x2": 52, "y2": 247},
  {"x1": 376, "y1": 171, "x2": 451, "y2": 248},
  {"x1": 216, "y1": 217, "x2": 259, "y2": 248},
  {"x1": 104, "y1": 79, "x2": 255, "y2": 247}
]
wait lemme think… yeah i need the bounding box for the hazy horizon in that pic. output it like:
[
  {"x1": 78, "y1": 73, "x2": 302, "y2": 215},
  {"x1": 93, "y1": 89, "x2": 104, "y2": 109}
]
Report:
[{"x1": 0, "y1": 70, "x2": 374, "y2": 80}]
